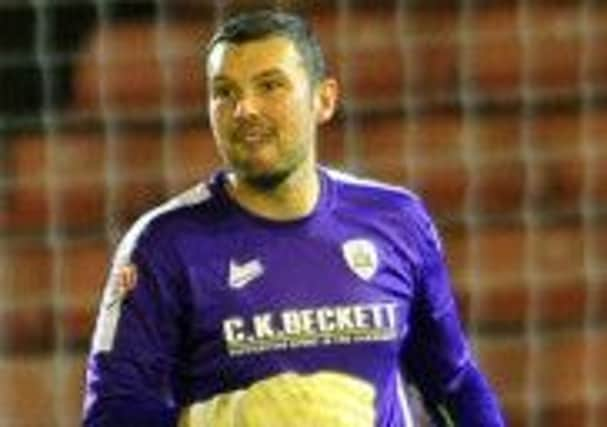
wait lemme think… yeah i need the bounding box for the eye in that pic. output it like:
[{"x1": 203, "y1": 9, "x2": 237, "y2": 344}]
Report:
[
  {"x1": 212, "y1": 85, "x2": 236, "y2": 100},
  {"x1": 258, "y1": 79, "x2": 284, "y2": 93}
]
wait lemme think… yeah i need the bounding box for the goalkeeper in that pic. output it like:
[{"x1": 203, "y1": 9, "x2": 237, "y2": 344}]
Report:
[{"x1": 83, "y1": 10, "x2": 505, "y2": 427}]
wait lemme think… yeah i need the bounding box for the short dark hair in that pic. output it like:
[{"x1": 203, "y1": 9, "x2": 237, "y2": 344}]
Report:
[{"x1": 206, "y1": 10, "x2": 327, "y2": 84}]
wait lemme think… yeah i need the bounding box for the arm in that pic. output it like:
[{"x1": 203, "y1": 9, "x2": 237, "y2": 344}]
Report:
[
  {"x1": 83, "y1": 227, "x2": 183, "y2": 427},
  {"x1": 402, "y1": 203, "x2": 505, "y2": 427}
]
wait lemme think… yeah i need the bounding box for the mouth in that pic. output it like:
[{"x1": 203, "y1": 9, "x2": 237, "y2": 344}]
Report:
[
  {"x1": 242, "y1": 130, "x2": 265, "y2": 144},
  {"x1": 233, "y1": 126, "x2": 272, "y2": 145}
]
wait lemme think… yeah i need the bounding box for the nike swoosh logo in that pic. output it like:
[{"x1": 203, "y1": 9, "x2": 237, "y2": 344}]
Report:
[{"x1": 229, "y1": 259, "x2": 264, "y2": 289}]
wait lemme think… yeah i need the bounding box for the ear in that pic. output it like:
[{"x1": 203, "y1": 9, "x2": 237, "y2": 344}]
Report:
[{"x1": 314, "y1": 78, "x2": 339, "y2": 124}]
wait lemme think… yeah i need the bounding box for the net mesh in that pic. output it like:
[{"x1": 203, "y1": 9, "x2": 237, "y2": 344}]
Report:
[{"x1": 1, "y1": 0, "x2": 606, "y2": 426}]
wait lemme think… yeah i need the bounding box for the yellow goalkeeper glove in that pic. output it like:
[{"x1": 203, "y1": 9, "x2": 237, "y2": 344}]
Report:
[{"x1": 178, "y1": 370, "x2": 376, "y2": 427}]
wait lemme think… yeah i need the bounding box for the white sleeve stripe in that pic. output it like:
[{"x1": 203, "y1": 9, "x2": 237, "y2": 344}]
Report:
[
  {"x1": 322, "y1": 166, "x2": 419, "y2": 200},
  {"x1": 396, "y1": 373, "x2": 415, "y2": 427}
]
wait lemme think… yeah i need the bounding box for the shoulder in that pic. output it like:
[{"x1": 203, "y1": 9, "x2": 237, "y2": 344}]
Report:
[
  {"x1": 113, "y1": 182, "x2": 213, "y2": 265},
  {"x1": 323, "y1": 167, "x2": 440, "y2": 251},
  {"x1": 323, "y1": 167, "x2": 426, "y2": 217}
]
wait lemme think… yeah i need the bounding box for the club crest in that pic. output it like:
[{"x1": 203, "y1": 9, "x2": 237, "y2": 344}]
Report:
[{"x1": 342, "y1": 238, "x2": 379, "y2": 281}]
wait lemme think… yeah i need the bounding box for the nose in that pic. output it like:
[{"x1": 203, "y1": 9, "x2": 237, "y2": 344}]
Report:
[{"x1": 233, "y1": 95, "x2": 258, "y2": 119}]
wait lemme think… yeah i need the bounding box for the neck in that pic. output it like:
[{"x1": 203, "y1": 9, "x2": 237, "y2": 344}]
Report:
[{"x1": 227, "y1": 160, "x2": 320, "y2": 221}]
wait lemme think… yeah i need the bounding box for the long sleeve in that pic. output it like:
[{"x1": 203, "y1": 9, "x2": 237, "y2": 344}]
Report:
[
  {"x1": 402, "y1": 203, "x2": 505, "y2": 427},
  {"x1": 83, "y1": 224, "x2": 184, "y2": 427}
]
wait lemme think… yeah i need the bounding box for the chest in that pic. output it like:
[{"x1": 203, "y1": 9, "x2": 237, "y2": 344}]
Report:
[{"x1": 182, "y1": 228, "x2": 415, "y2": 357}]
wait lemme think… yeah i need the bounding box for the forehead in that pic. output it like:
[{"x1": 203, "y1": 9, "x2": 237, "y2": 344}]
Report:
[{"x1": 207, "y1": 35, "x2": 305, "y2": 80}]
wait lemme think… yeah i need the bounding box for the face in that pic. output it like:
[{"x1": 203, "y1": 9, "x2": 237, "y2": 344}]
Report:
[{"x1": 207, "y1": 36, "x2": 336, "y2": 189}]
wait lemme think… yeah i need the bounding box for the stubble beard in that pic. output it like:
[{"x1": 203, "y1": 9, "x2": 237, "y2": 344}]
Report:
[
  {"x1": 220, "y1": 116, "x2": 314, "y2": 192},
  {"x1": 240, "y1": 141, "x2": 308, "y2": 192},
  {"x1": 233, "y1": 137, "x2": 310, "y2": 192}
]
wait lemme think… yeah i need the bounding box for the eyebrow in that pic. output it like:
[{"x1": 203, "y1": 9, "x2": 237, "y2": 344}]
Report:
[
  {"x1": 251, "y1": 69, "x2": 287, "y2": 82},
  {"x1": 211, "y1": 68, "x2": 287, "y2": 85},
  {"x1": 211, "y1": 75, "x2": 233, "y2": 85}
]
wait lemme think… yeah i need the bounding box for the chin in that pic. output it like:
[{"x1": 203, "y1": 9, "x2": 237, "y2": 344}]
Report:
[{"x1": 243, "y1": 167, "x2": 294, "y2": 191}]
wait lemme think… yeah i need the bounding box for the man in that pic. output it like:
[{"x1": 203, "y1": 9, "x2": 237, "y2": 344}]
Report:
[{"x1": 83, "y1": 10, "x2": 505, "y2": 427}]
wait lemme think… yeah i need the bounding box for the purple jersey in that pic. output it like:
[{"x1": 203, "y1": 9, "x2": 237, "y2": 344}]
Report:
[{"x1": 83, "y1": 167, "x2": 503, "y2": 426}]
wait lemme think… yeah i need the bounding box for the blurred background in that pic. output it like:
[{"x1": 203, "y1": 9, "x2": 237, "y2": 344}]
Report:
[{"x1": 1, "y1": 0, "x2": 606, "y2": 425}]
